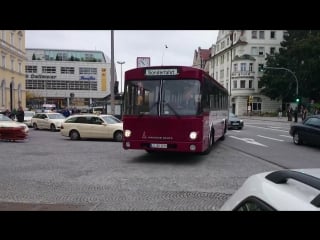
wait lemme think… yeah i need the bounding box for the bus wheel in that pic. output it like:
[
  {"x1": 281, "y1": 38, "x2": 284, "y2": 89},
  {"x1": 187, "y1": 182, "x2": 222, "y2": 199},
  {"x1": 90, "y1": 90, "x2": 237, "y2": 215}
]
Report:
[{"x1": 202, "y1": 130, "x2": 213, "y2": 155}]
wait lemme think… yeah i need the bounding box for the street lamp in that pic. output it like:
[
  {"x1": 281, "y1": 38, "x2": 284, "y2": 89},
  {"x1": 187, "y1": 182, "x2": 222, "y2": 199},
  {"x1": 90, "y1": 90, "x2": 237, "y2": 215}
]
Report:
[
  {"x1": 264, "y1": 66, "x2": 299, "y2": 96},
  {"x1": 161, "y1": 44, "x2": 168, "y2": 66},
  {"x1": 117, "y1": 61, "x2": 125, "y2": 93}
]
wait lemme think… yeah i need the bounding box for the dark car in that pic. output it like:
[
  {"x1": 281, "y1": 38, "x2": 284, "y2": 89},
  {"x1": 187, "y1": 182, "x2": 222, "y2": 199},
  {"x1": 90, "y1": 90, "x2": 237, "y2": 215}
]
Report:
[
  {"x1": 228, "y1": 113, "x2": 244, "y2": 130},
  {"x1": 289, "y1": 115, "x2": 320, "y2": 146}
]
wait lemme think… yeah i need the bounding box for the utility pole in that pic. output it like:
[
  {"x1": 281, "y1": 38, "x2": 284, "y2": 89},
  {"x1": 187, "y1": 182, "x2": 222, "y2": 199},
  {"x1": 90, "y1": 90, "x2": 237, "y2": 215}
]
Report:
[{"x1": 110, "y1": 30, "x2": 115, "y2": 115}]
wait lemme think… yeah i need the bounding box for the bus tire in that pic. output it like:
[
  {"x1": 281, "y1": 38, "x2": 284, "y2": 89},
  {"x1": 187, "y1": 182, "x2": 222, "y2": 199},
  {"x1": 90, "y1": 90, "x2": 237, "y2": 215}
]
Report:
[{"x1": 202, "y1": 129, "x2": 214, "y2": 155}]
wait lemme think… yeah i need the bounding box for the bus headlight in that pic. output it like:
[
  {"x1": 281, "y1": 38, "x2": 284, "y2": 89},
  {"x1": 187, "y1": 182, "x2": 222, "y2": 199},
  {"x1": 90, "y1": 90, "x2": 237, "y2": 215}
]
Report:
[
  {"x1": 189, "y1": 131, "x2": 197, "y2": 140},
  {"x1": 124, "y1": 129, "x2": 132, "y2": 137}
]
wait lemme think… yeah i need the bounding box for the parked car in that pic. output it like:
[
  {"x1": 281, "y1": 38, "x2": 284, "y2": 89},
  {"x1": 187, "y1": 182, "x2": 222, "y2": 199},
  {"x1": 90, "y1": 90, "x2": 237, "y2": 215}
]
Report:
[
  {"x1": 31, "y1": 112, "x2": 66, "y2": 131},
  {"x1": 60, "y1": 114, "x2": 123, "y2": 141},
  {"x1": 228, "y1": 113, "x2": 244, "y2": 130},
  {"x1": 0, "y1": 114, "x2": 29, "y2": 140},
  {"x1": 289, "y1": 114, "x2": 320, "y2": 146},
  {"x1": 220, "y1": 169, "x2": 320, "y2": 211}
]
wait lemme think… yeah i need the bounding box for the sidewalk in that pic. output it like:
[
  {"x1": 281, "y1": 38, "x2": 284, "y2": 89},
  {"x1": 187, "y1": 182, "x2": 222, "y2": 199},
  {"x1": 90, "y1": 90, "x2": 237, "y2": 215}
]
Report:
[{"x1": 239, "y1": 115, "x2": 300, "y2": 123}]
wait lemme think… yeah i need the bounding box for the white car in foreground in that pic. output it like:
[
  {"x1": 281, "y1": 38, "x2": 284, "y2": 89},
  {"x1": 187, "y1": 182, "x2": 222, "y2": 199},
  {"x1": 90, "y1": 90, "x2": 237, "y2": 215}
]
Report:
[{"x1": 220, "y1": 169, "x2": 320, "y2": 211}]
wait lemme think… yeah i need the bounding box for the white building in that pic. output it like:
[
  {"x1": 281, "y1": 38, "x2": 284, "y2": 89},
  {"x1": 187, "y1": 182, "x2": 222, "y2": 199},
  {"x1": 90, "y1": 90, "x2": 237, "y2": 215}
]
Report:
[
  {"x1": 209, "y1": 30, "x2": 286, "y2": 115},
  {"x1": 25, "y1": 48, "x2": 113, "y2": 109}
]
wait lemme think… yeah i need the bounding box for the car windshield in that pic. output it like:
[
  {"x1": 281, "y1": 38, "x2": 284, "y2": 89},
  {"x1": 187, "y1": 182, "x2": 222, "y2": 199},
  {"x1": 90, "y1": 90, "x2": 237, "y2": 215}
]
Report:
[
  {"x1": 229, "y1": 113, "x2": 236, "y2": 118},
  {"x1": 48, "y1": 114, "x2": 65, "y2": 119},
  {"x1": 101, "y1": 115, "x2": 122, "y2": 124},
  {"x1": 0, "y1": 114, "x2": 13, "y2": 121}
]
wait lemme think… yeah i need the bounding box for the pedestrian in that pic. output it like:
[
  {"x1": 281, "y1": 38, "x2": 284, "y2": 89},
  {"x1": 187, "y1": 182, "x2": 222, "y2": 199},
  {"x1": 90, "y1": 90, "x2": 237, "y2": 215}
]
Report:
[
  {"x1": 294, "y1": 107, "x2": 298, "y2": 122},
  {"x1": 16, "y1": 105, "x2": 24, "y2": 123},
  {"x1": 278, "y1": 107, "x2": 282, "y2": 119}
]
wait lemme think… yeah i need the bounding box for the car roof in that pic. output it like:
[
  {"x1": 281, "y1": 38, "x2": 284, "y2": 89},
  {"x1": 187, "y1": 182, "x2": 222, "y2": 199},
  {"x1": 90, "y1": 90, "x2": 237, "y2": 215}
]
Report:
[{"x1": 220, "y1": 169, "x2": 320, "y2": 211}]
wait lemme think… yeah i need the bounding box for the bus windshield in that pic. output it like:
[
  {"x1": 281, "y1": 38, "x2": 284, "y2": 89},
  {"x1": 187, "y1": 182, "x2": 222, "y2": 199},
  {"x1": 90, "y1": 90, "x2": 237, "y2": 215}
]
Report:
[{"x1": 123, "y1": 79, "x2": 200, "y2": 116}]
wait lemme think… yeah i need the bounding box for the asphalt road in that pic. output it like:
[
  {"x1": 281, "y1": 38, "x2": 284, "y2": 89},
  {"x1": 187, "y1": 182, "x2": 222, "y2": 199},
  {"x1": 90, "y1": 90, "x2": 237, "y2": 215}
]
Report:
[{"x1": 0, "y1": 126, "x2": 283, "y2": 211}]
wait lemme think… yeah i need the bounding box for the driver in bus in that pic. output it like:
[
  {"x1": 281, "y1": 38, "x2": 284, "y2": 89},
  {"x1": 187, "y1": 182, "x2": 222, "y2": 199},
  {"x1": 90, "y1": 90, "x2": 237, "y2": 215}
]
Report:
[{"x1": 182, "y1": 87, "x2": 195, "y2": 108}]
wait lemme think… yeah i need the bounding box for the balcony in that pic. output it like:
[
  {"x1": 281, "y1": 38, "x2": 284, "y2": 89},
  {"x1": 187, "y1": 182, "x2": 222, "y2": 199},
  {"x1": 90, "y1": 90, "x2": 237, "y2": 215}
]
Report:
[{"x1": 231, "y1": 71, "x2": 255, "y2": 78}]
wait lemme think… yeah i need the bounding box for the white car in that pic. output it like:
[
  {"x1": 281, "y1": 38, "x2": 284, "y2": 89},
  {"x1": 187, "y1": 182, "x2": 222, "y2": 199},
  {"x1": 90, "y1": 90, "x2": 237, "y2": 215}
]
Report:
[
  {"x1": 31, "y1": 112, "x2": 66, "y2": 131},
  {"x1": 220, "y1": 169, "x2": 320, "y2": 211},
  {"x1": 61, "y1": 114, "x2": 123, "y2": 141}
]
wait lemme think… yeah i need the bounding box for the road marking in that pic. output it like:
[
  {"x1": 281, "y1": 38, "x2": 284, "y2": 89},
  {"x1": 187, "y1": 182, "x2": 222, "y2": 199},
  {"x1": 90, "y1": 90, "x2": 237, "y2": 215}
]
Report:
[
  {"x1": 245, "y1": 125, "x2": 288, "y2": 132},
  {"x1": 279, "y1": 135, "x2": 292, "y2": 138},
  {"x1": 257, "y1": 135, "x2": 284, "y2": 142},
  {"x1": 229, "y1": 135, "x2": 267, "y2": 147}
]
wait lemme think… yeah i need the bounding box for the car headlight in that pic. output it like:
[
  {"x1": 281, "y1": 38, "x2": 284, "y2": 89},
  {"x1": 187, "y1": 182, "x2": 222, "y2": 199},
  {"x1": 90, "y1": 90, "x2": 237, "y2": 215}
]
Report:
[
  {"x1": 124, "y1": 129, "x2": 132, "y2": 137},
  {"x1": 189, "y1": 131, "x2": 197, "y2": 140}
]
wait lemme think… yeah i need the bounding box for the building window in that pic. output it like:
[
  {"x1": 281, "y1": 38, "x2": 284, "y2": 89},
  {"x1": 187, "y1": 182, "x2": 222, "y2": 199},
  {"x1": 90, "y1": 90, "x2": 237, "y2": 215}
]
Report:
[
  {"x1": 19, "y1": 37, "x2": 22, "y2": 50},
  {"x1": 240, "y1": 80, "x2": 246, "y2": 88},
  {"x1": 240, "y1": 63, "x2": 246, "y2": 71},
  {"x1": 249, "y1": 80, "x2": 253, "y2": 88},
  {"x1": 259, "y1": 31, "x2": 265, "y2": 39},
  {"x1": 2, "y1": 55, "x2": 5, "y2": 68},
  {"x1": 42, "y1": 66, "x2": 56, "y2": 74},
  {"x1": 252, "y1": 31, "x2": 257, "y2": 39},
  {"x1": 25, "y1": 65, "x2": 37, "y2": 73},
  {"x1": 251, "y1": 47, "x2": 257, "y2": 55},
  {"x1": 220, "y1": 55, "x2": 224, "y2": 64},
  {"x1": 233, "y1": 80, "x2": 237, "y2": 89},
  {"x1": 79, "y1": 67, "x2": 97, "y2": 75},
  {"x1": 270, "y1": 47, "x2": 276, "y2": 55},
  {"x1": 270, "y1": 31, "x2": 276, "y2": 39},
  {"x1": 11, "y1": 59, "x2": 14, "y2": 71},
  {"x1": 233, "y1": 63, "x2": 238, "y2": 72},
  {"x1": 259, "y1": 47, "x2": 265, "y2": 56},
  {"x1": 220, "y1": 69, "x2": 224, "y2": 80},
  {"x1": 249, "y1": 63, "x2": 253, "y2": 72},
  {"x1": 18, "y1": 62, "x2": 22, "y2": 73},
  {"x1": 216, "y1": 72, "x2": 218, "y2": 79},
  {"x1": 61, "y1": 67, "x2": 75, "y2": 74},
  {"x1": 221, "y1": 41, "x2": 225, "y2": 49},
  {"x1": 227, "y1": 52, "x2": 229, "y2": 61},
  {"x1": 227, "y1": 38, "x2": 229, "y2": 46}
]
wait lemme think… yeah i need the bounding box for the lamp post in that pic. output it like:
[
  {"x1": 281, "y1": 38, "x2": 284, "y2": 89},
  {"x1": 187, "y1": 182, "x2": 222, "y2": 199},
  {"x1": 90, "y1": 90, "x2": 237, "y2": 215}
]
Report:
[
  {"x1": 161, "y1": 44, "x2": 168, "y2": 66},
  {"x1": 117, "y1": 61, "x2": 125, "y2": 93},
  {"x1": 264, "y1": 66, "x2": 299, "y2": 96}
]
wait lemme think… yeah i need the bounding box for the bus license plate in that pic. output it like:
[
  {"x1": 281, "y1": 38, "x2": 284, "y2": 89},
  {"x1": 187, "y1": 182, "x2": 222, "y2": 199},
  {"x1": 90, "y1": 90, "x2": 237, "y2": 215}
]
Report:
[{"x1": 150, "y1": 143, "x2": 167, "y2": 149}]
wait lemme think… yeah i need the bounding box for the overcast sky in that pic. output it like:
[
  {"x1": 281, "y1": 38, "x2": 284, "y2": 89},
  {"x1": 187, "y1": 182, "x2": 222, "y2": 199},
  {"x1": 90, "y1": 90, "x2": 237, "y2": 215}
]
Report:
[{"x1": 26, "y1": 30, "x2": 218, "y2": 91}]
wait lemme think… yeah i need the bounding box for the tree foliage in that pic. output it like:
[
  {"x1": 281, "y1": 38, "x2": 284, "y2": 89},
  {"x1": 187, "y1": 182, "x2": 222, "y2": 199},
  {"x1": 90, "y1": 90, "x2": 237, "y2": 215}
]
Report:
[{"x1": 259, "y1": 30, "x2": 320, "y2": 102}]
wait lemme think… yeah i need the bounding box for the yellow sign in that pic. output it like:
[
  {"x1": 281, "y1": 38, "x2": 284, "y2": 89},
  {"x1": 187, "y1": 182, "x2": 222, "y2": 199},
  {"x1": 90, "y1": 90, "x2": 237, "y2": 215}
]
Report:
[{"x1": 101, "y1": 68, "x2": 107, "y2": 91}]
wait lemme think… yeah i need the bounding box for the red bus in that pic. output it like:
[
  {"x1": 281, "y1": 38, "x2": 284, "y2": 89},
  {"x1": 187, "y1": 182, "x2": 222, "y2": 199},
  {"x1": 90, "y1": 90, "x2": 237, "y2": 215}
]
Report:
[{"x1": 122, "y1": 66, "x2": 229, "y2": 154}]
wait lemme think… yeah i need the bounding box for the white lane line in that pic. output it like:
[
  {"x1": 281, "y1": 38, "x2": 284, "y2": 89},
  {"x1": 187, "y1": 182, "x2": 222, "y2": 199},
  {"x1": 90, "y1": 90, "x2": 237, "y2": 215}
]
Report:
[
  {"x1": 229, "y1": 135, "x2": 268, "y2": 147},
  {"x1": 279, "y1": 135, "x2": 292, "y2": 138},
  {"x1": 257, "y1": 135, "x2": 284, "y2": 142},
  {"x1": 245, "y1": 125, "x2": 288, "y2": 132}
]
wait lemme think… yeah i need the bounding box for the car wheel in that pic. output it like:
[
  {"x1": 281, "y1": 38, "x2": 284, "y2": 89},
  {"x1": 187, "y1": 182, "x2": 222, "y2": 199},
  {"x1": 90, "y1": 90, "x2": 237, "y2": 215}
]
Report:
[
  {"x1": 70, "y1": 130, "x2": 80, "y2": 140},
  {"x1": 293, "y1": 132, "x2": 302, "y2": 145},
  {"x1": 114, "y1": 131, "x2": 123, "y2": 142},
  {"x1": 33, "y1": 123, "x2": 38, "y2": 130},
  {"x1": 50, "y1": 124, "x2": 56, "y2": 132}
]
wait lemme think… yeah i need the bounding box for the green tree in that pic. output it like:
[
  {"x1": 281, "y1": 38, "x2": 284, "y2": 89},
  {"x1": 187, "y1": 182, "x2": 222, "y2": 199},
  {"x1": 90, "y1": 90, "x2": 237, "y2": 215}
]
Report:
[{"x1": 259, "y1": 30, "x2": 320, "y2": 102}]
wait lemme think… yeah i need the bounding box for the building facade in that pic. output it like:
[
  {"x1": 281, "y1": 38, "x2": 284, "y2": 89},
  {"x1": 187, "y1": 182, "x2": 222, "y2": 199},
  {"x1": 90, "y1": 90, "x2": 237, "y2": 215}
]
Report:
[
  {"x1": 25, "y1": 48, "x2": 112, "y2": 109},
  {"x1": 0, "y1": 30, "x2": 26, "y2": 111},
  {"x1": 209, "y1": 30, "x2": 286, "y2": 115}
]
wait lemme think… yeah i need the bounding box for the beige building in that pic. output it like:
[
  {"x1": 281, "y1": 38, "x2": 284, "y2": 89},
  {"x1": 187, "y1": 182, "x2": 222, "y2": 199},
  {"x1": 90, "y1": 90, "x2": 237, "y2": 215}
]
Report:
[
  {"x1": 0, "y1": 30, "x2": 26, "y2": 111},
  {"x1": 208, "y1": 30, "x2": 286, "y2": 115}
]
